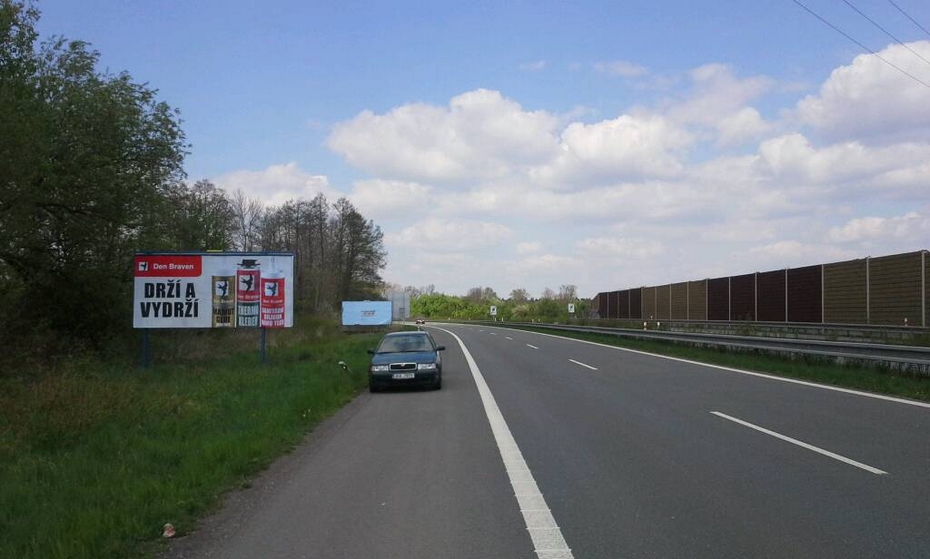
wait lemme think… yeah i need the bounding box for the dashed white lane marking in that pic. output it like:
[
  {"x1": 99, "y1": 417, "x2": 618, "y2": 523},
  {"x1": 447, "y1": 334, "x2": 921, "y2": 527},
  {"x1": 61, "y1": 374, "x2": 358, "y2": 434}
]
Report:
[
  {"x1": 711, "y1": 411, "x2": 888, "y2": 475},
  {"x1": 569, "y1": 359, "x2": 598, "y2": 371},
  {"x1": 437, "y1": 327, "x2": 574, "y2": 559},
  {"x1": 506, "y1": 336, "x2": 514, "y2": 340},
  {"x1": 526, "y1": 344, "x2": 539, "y2": 350},
  {"x1": 520, "y1": 328, "x2": 930, "y2": 410}
]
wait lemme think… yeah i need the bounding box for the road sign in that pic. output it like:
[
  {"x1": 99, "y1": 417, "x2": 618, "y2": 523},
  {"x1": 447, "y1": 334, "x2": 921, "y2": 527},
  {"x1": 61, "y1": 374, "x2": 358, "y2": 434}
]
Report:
[{"x1": 490, "y1": 305, "x2": 498, "y2": 316}]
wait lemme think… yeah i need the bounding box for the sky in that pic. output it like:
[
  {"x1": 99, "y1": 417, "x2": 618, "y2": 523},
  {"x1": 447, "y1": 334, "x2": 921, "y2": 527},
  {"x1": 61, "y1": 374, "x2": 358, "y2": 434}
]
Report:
[{"x1": 35, "y1": 0, "x2": 930, "y2": 298}]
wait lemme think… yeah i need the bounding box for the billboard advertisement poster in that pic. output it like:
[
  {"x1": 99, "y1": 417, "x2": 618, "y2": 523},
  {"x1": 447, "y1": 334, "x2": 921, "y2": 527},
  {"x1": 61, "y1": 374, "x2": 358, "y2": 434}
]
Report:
[
  {"x1": 133, "y1": 253, "x2": 294, "y2": 329},
  {"x1": 212, "y1": 270, "x2": 236, "y2": 327},
  {"x1": 341, "y1": 301, "x2": 392, "y2": 326},
  {"x1": 236, "y1": 259, "x2": 261, "y2": 328},
  {"x1": 260, "y1": 271, "x2": 286, "y2": 328}
]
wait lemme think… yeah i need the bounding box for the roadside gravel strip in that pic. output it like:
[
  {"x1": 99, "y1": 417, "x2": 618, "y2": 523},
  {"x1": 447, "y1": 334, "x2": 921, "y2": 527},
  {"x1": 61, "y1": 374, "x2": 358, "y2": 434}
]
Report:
[{"x1": 435, "y1": 326, "x2": 575, "y2": 559}]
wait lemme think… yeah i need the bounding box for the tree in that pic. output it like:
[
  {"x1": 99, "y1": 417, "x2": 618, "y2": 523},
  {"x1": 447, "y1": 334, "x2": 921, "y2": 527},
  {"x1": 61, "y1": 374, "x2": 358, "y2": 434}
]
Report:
[
  {"x1": 536, "y1": 298, "x2": 562, "y2": 321},
  {"x1": 466, "y1": 286, "x2": 498, "y2": 302},
  {"x1": 0, "y1": 1, "x2": 188, "y2": 352},
  {"x1": 558, "y1": 284, "x2": 578, "y2": 301},
  {"x1": 330, "y1": 197, "x2": 387, "y2": 301},
  {"x1": 247, "y1": 194, "x2": 388, "y2": 314},
  {"x1": 403, "y1": 284, "x2": 434, "y2": 298},
  {"x1": 509, "y1": 288, "x2": 529, "y2": 302},
  {"x1": 170, "y1": 180, "x2": 234, "y2": 251},
  {"x1": 230, "y1": 189, "x2": 263, "y2": 252}
]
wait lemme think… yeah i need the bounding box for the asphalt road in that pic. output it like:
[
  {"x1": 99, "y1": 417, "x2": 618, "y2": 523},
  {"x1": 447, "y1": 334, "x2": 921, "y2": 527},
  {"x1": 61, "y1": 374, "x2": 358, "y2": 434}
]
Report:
[{"x1": 165, "y1": 323, "x2": 930, "y2": 559}]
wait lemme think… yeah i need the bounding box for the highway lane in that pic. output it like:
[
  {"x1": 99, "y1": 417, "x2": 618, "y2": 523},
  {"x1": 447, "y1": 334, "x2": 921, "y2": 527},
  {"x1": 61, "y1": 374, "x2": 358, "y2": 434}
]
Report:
[
  {"x1": 166, "y1": 323, "x2": 929, "y2": 558},
  {"x1": 447, "y1": 324, "x2": 929, "y2": 558},
  {"x1": 164, "y1": 332, "x2": 534, "y2": 559}
]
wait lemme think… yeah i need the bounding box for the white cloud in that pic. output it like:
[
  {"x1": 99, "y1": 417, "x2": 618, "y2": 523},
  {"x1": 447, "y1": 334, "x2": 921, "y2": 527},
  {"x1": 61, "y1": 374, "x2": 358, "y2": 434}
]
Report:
[
  {"x1": 757, "y1": 134, "x2": 930, "y2": 193},
  {"x1": 520, "y1": 60, "x2": 547, "y2": 71},
  {"x1": 349, "y1": 179, "x2": 432, "y2": 221},
  {"x1": 593, "y1": 60, "x2": 648, "y2": 77},
  {"x1": 668, "y1": 64, "x2": 773, "y2": 127},
  {"x1": 716, "y1": 107, "x2": 772, "y2": 147},
  {"x1": 795, "y1": 41, "x2": 930, "y2": 142},
  {"x1": 437, "y1": 180, "x2": 713, "y2": 222},
  {"x1": 516, "y1": 241, "x2": 543, "y2": 254},
  {"x1": 327, "y1": 89, "x2": 561, "y2": 183},
  {"x1": 213, "y1": 162, "x2": 336, "y2": 206},
  {"x1": 505, "y1": 254, "x2": 582, "y2": 273},
  {"x1": 530, "y1": 114, "x2": 693, "y2": 186},
  {"x1": 387, "y1": 218, "x2": 512, "y2": 251},
  {"x1": 875, "y1": 161, "x2": 930, "y2": 193},
  {"x1": 317, "y1": 52, "x2": 930, "y2": 296},
  {"x1": 576, "y1": 237, "x2": 664, "y2": 258},
  {"x1": 827, "y1": 213, "x2": 929, "y2": 243}
]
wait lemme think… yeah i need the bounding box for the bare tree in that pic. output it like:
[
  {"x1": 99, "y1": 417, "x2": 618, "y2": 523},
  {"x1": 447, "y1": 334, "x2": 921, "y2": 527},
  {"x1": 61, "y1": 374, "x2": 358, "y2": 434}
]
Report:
[
  {"x1": 231, "y1": 189, "x2": 263, "y2": 251},
  {"x1": 558, "y1": 284, "x2": 578, "y2": 301}
]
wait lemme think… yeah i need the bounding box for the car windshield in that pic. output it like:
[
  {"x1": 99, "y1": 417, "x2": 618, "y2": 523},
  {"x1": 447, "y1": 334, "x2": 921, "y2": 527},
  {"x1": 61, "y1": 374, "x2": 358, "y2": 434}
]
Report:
[{"x1": 377, "y1": 335, "x2": 433, "y2": 353}]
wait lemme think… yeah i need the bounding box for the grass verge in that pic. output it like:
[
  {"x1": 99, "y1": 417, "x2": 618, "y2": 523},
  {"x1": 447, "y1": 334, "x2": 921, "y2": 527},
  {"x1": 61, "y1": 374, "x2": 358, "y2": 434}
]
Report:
[
  {"x1": 0, "y1": 327, "x2": 380, "y2": 559},
  {"x1": 505, "y1": 325, "x2": 930, "y2": 402}
]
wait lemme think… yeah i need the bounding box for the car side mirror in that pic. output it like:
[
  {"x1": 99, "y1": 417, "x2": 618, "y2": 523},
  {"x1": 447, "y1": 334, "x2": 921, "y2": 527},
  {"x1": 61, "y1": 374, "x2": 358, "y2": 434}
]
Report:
[
  {"x1": 367, "y1": 349, "x2": 374, "y2": 354},
  {"x1": 436, "y1": 345, "x2": 445, "y2": 351}
]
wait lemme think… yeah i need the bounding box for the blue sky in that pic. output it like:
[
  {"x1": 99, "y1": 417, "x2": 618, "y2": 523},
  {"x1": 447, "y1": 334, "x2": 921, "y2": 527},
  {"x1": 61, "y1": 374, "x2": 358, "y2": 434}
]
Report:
[{"x1": 36, "y1": 0, "x2": 930, "y2": 297}]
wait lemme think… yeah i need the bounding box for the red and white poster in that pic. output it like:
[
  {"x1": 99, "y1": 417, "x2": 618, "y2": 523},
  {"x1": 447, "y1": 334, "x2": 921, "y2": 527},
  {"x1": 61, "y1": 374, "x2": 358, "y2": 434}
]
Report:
[
  {"x1": 133, "y1": 252, "x2": 294, "y2": 329},
  {"x1": 235, "y1": 259, "x2": 261, "y2": 328},
  {"x1": 260, "y1": 272, "x2": 286, "y2": 328}
]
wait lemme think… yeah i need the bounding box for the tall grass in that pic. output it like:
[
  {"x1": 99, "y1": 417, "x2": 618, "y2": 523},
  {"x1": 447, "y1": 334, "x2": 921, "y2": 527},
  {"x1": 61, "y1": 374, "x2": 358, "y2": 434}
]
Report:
[{"x1": 0, "y1": 320, "x2": 380, "y2": 559}]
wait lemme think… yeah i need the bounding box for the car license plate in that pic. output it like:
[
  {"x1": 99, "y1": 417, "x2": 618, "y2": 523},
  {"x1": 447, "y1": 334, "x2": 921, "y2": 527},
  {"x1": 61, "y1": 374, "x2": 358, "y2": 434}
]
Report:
[{"x1": 392, "y1": 372, "x2": 415, "y2": 379}]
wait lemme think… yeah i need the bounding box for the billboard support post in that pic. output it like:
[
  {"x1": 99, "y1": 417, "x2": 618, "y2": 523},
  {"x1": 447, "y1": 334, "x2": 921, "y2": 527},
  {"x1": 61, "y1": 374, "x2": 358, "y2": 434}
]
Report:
[{"x1": 140, "y1": 330, "x2": 151, "y2": 369}]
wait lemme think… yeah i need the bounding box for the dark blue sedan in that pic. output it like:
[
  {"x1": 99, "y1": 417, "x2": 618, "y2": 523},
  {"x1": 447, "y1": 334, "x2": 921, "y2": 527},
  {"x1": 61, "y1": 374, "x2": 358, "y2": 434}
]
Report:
[{"x1": 368, "y1": 331, "x2": 445, "y2": 392}]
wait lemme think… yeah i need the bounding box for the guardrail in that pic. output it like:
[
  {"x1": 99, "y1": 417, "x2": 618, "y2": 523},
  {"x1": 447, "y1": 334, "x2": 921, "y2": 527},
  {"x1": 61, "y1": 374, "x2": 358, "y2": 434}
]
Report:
[{"x1": 481, "y1": 322, "x2": 930, "y2": 376}]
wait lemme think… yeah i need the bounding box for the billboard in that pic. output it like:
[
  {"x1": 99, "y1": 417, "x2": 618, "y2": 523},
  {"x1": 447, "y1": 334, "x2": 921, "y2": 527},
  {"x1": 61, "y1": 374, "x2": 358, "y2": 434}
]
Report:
[
  {"x1": 341, "y1": 301, "x2": 392, "y2": 326},
  {"x1": 133, "y1": 252, "x2": 294, "y2": 329}
]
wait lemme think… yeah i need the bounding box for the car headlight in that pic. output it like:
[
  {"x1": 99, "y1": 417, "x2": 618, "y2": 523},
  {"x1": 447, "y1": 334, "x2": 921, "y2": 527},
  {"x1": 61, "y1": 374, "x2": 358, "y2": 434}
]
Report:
[
  {"x1": 370, "y1": 364, "x2": 389, "y2": 373},
  {"x1": 417, "y1": 363, "x2": 437, "y2": 371}
]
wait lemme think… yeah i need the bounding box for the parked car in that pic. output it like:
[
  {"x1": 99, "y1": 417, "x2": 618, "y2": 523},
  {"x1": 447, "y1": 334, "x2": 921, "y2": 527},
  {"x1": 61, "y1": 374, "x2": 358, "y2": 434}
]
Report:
[{"x1": 368, "y1": 331, "x2": 444, "y2": 392}]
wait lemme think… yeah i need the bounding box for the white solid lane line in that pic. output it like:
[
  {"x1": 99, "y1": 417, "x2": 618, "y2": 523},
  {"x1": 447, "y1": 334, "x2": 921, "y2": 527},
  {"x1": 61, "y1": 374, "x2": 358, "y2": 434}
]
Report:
[
  {"x1": 526, "y1": 344, "x2": 539, "y2": 350},
  {"x1": 569, "y1": 359, "x2": 598, "y2": 371},
  {"x1": 711, "y1": 411, "x2": 888, "y2": 475},
  {"x1": 437, "y1": 327, "x2": 574, "y2": 559}
]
